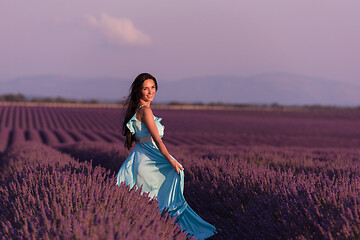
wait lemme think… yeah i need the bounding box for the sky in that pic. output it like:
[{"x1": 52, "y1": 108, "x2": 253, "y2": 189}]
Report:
[{"x1": 1, "y1": 0, "x2": 360, "y2": 85}]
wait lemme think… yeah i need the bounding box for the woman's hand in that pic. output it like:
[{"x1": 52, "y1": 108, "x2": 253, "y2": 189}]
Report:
[{"x1": 170, "y1": 159, "x2": 184, "y2": 174}]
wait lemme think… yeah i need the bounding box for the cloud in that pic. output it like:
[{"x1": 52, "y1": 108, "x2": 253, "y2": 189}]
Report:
[{"x1": 86, "y1": 13, "x2": 152, "y2": 47}]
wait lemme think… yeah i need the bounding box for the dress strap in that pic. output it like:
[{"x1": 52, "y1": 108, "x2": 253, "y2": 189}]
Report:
[{"x1": 136, "y1": 104, "x2": 146, "y2": 113}]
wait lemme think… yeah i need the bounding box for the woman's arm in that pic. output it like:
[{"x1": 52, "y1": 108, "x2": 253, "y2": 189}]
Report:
[{"x1": 140, "y1": 106, "x2": 184, "y2": 174}]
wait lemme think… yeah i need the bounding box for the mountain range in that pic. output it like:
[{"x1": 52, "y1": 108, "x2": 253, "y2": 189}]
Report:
[{"x1": 0, "y1": 73, "x2": 359, "y2": 106}]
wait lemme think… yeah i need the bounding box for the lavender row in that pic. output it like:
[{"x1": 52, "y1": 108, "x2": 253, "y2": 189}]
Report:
[
  {"x1": 175, "y1": 145, "x2": 360, "y2": 239},
  {"x1": 0, "y1": 127, "x2": 124, "y2": 151},
  {"x1": 2, "y1": 106, "x2": 360, "y2": 149},
  {"x1": 57, "y1": 141, "x2": 129, "y2": 175},
  {"x1": 60, "y1": 142, "x2": 360, "y2": 239},
  {"x1": 0, "y1": 106, "x2": 121, "y2": 130},
  {"x1": 0, "y1": 142, "x2": 188, "y2": 240}
]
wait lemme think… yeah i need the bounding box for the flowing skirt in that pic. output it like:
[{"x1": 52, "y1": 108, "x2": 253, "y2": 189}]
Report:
[{"x1": 116, "y1": 142, "x2": 216, "y2": 239}]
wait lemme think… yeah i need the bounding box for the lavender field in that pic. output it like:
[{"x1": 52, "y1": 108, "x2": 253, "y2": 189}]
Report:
[{"x1": 1, "y1": 104, "x2": 360, "y2": 239}]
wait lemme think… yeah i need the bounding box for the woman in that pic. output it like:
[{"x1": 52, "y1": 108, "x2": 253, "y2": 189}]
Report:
[{"x1": 116, "y1": 73, "x2": 216, "y2": 239}]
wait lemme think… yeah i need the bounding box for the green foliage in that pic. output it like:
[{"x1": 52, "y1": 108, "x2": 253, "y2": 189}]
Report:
[
  {"x1": 0, "y1": 93, "x2": 99, "y2": 104},
  {"x1": 0, "y1": 93, "x2": 27, "y2": 102}
]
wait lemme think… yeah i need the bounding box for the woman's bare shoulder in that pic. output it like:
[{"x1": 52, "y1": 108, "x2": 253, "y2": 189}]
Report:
[{"x1": 137, "y1": 106, "x2": 153, "y2": 121}]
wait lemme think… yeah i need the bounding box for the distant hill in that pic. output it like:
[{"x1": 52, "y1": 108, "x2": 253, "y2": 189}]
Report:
[
  {"x1": 159, "y1": 73, "x2": 360, "y2": 106},
  {"x1": 0, "y1": 73, "x2": 359, "y2": 106}
]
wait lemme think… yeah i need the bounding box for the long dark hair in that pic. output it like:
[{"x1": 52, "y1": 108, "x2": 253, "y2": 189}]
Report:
[{"x1": 122, "y1": 73, "x2": 158, "y2": 149}]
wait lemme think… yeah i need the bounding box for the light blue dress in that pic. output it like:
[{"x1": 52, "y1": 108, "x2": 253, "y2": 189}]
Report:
[{"x1": 116, "y1": 108, "x2": 216, "y2": 239}]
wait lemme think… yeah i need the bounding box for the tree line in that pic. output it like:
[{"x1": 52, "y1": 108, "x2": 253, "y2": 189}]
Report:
[
  {"x1": 0, "y1": 93, "x2": 99, "y2": 104},
  {"x1": 1, "y1": 93, "x2": 358, "y2": 110}
]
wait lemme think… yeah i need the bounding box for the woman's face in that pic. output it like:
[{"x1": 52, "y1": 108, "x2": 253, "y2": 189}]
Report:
[{"x1": 140, "y1": 79, "x2": 156, "y2": 103}]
